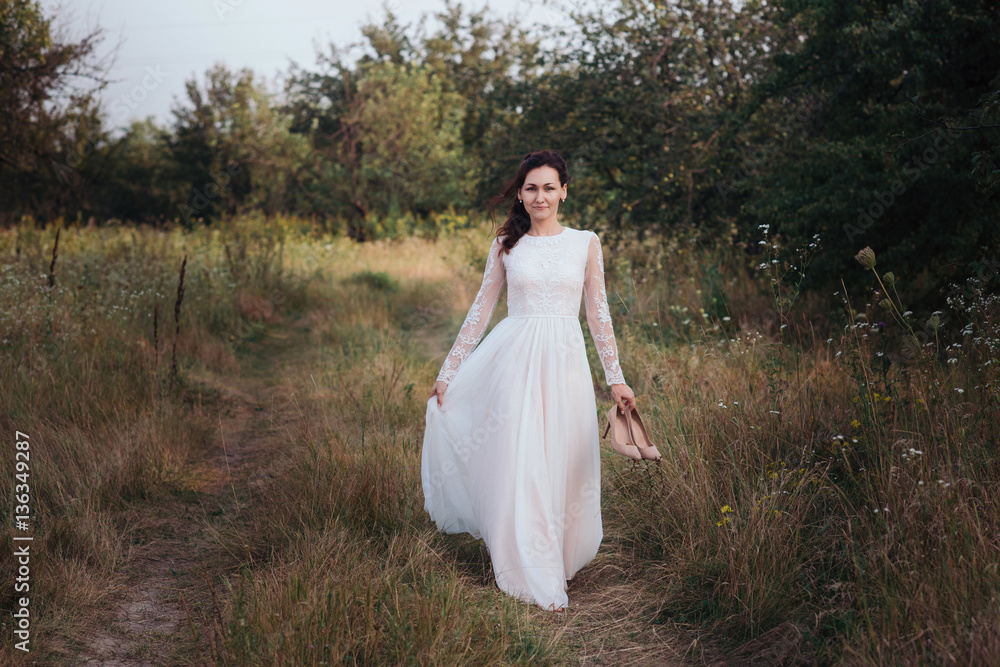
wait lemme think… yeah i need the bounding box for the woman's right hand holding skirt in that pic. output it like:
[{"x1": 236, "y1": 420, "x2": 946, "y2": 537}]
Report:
[{"x1": 429, "y1": 381, "x2": 449, "y2": 407}]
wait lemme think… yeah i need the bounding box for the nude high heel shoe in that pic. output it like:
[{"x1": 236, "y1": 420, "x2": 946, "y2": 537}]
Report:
[
  {"x1": 602, "y1": 405, "x2": 642, "y2": 460},
  {"x1": 625, "y1": 407, "x2": 662, "y2": 461}
]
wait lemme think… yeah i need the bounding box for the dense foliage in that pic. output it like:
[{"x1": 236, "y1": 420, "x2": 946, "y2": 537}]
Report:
[{"x1": 2, "y1": 0, "x2": 998, "y2": 297}]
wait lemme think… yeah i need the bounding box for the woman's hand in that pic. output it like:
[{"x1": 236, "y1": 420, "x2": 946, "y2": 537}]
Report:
[
  {"x1": 430, "y1": 381, "x2": 449, "y2": 407},
  {"x1": 611, "y1": 383, "x2": 636, "y2": 414}
]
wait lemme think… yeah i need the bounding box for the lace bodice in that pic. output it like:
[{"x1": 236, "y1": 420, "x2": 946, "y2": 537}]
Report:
[{"x1": 436, "y1": 227, "x2": 627, "y2": 386}]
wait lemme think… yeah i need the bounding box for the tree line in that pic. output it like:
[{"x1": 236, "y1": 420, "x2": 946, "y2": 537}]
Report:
[{"x1": 2, "y1": 0, "x2": 998, "y2": 301}]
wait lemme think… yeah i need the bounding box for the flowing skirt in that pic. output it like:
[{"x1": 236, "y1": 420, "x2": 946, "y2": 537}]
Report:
[{"x1": 421, "y1": 315, "x2": 603, "y2": 610}]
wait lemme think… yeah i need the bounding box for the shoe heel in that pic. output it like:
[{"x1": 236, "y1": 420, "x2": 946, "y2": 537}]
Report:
[{"x1": 606, "y1": 405, "x2": 641, "y2": 460}]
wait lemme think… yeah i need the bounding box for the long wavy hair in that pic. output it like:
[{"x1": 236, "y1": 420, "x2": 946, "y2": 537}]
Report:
[{"x1": 489, "y1": 150, "x2": 570, "y2": 255}]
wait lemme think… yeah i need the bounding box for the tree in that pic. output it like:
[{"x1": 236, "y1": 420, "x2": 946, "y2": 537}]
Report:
[
  {"x1": 284, "y1": 11, "x2": 484, "y2": 238},
  {"x1": 0, "y1": 0, "x2": 114, "y2": 225},
  {"x1": 733, "y1": 0, "x2": 1000, "y2": 301},
  {"x1": 497, "y1": 0, "x2": 781, "y2": 236},
  {"x1": 167, "y1": 64, "x2": 298, "y2": 226}
]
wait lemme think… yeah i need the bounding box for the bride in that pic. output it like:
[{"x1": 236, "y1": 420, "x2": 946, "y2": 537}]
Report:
[{"x1": 421, "y1": 149, "x2": 637, "y2": 612}]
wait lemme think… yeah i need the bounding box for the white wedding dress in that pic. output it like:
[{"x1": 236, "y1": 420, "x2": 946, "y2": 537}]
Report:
[{"x1": 421, "y1": 226, "x2": 627, "y2": 611}]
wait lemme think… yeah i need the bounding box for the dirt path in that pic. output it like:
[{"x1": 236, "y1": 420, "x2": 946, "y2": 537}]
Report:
[
  {"x1": 70, "y1": 318, "x2": 715, "y2": 666},
  {"x1": 74, "y1": 329, "x2": 306, "y2": 666}
]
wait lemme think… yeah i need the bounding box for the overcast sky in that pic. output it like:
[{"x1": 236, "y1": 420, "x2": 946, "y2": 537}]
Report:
[{"x1": 42, "y1": 0, "x2": 564, "y2": 131}]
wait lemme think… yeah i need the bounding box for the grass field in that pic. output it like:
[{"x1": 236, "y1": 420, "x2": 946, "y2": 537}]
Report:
[{"x1": 1, "y1": 215, "x2": 998, "y2": 664}]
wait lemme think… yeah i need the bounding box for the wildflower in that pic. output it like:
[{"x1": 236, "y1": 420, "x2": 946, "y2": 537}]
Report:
[
  {"x1": 851, "y1": 419, "x2": 861, "y2": 428},
  {"x1": 954, "y1": 388, "x2": 965, "y2": 394},
  {"x1": 927, "y1": 313, "x2": 941, "y2": 332},
  {"x1": 855, "y1": 246, "x2": 877, "y2": 270},
  {"x1": 883, "y1": 271, "x2": 896, "y2": 287},
  {"x1": 720, "y1": 505, "x2": 733, "y2": 514}
]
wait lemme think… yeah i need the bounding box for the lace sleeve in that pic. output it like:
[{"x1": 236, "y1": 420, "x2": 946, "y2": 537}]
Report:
[
  {"x1": 436, "y1": 236, "x2": 506, "y2": 383},
  {"x1": 583, "y1": 231, "x2": 626, "y2": 386}
]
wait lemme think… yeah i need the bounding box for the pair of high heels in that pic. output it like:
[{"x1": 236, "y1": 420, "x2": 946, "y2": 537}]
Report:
[{"x1": 601, "y1": 404, "x2": 662, "y2": 461}]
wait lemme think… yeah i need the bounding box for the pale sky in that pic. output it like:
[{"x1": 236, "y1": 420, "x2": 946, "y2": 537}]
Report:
[{"x1": 43, "y1": 0, "x2": 566, "y2": 131}]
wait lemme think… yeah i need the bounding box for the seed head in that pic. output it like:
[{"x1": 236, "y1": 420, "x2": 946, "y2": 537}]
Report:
[{"x1": 855, "y1": 246, "x2": 877, "y2": 270}]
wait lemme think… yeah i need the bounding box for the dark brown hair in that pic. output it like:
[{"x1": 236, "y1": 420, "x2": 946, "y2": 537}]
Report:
[{"x1": 489, "y1": 150, "x2": 570, "y2": 255}]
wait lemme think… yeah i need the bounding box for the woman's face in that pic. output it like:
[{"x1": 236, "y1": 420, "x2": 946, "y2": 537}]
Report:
[{"x1": 520, "y1": 166, "x2": 567, "y2": 224}]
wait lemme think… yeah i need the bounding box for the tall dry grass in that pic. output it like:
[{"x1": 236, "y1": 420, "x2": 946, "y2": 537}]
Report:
[
  {"x1": 601, "y1": 228, "x2": 1000, "y2": 663},
  {"x1": 0, "y1": 214, "x2": 310, "y2": 661},
  {"x1": 3, "y1": 213, "x2": 996, "y2": 664},
  {"x1": 196, "y1": 228, "x2": 559, "y2": 664}
]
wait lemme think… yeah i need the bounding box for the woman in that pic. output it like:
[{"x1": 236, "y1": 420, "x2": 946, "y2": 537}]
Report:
[{"x1": 421, "y1": 150, "x2": 636, "y2": 612}]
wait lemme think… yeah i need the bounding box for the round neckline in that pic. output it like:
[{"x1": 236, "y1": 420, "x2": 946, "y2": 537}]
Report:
[{"x1": 522, "y1": 227, "x2": 570, "y2": 243}]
